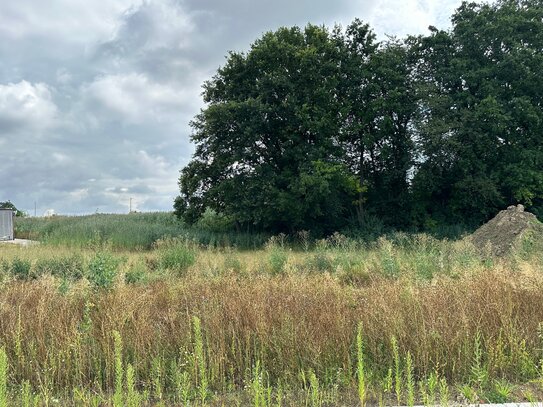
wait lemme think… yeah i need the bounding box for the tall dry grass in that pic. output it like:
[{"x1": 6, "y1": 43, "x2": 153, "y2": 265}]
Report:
[
  {"x1": 0, "y1": 233, "x2": 542, "y2": 404},
  {"x1": 0, "y1": 268, "x2": 541, "y2": 403}
]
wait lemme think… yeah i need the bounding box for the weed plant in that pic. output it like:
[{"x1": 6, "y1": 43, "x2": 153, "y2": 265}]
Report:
[
  {"x1": 156, "y1": 238, "x2": 197, "y2": 275},
  {"x1": 87, "y1": 252, "x2": 121, "y2": 289},
  {"x1": 0, "y1": 228, "x2": 542, "y2": 404},
  {"x1": 35, "y1": 254, "x2": 85, "y2": 280}
]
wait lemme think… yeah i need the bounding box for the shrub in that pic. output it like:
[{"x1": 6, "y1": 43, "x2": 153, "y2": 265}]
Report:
[
  {"x1": 196, "y1": 208, "x2": 234, "y2": 233},
  {"x1": 156, "y1": 239, "x2": 197, "y2": 275},
  {"x1": 305, "y1": 252, "x2": 333, "y2": 273},
  {"x1": 10, "y1": 258, "x2": 33, "y2": 280},
  {"x1": 266, "y1": 235, "x2": 289, "y2": 275},
  {"x1": 0, "y1": 261, "x2": 8, "y2": 280},
  {"x1": 34, "y1": 255, "x2": 85, "y2": 280},
  {"x1": 339, "y1": 267, "x2": 371, "y2": 286},
  {"x1": 223, "y1": 254, "x2": 244, "y2": 274},
  {"x1": 268, "y1": 248, "x2": 288, "y2": 275},
  {"x1": 377, "y1": 238, "x2": 401, "y2": 278},
  {"x1": 125, "y1": 262, "x2": 147, "y2": 285},
  {"x1": 87, "y1": 252, "x2": 121, "y2": 289}
]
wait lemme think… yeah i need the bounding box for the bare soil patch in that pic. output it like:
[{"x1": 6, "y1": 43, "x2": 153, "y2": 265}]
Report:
[{"x1": 470, "y1": 204, "x2": 543, "y2": 256}]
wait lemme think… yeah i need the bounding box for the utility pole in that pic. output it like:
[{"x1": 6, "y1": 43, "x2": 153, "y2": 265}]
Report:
[
  {"x1": 129, "y1": 197, "x2": 132, "y2": 213},
  {"x1": 34, "y1": 202, "x2": 36, "y2": 217}
]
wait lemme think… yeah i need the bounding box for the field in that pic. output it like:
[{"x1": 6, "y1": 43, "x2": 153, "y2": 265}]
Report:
[{"x1": 1, "y1": 213, "x2": 543, "y2": 406}]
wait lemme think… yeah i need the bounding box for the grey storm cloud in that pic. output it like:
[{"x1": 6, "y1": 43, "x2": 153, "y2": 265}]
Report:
[{"x1": 0, "y1": 0, "x2": 467, "y2": 215}]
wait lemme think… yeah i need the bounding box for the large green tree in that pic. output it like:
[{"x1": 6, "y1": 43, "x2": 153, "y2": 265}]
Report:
[
  {"x1": 176, "y1": 25, "x2": 359, "y2": 233},
  {"x1": 412, "y1": 0, "x2": 543, "y2": 226}
]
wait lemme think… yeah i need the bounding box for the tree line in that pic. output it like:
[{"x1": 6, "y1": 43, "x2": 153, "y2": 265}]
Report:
[{"x1": 175, "y1": 0, "x2": 543, "y2": 235}]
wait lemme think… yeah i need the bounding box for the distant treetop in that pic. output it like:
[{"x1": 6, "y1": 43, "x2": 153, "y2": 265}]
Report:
[{"x1": 0, "y1": 201, "x2": 25, "y2": 217}]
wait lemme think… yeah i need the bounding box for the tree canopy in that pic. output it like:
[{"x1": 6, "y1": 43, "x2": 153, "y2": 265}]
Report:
[
  {"x1": 176, "y1": 0, "x2": 543, "y2": 234},
  {"x1": 412, "y1": 0, "x2": 543, "y2": 227}
]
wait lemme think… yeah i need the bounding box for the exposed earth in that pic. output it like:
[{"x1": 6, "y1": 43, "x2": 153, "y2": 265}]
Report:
[{"x1": 470, "y1": 204, "x2": 543, "y2": 257}]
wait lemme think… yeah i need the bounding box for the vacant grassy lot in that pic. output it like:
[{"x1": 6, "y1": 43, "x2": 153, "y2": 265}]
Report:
[{"x1": 1, "y1": 214, "x2": 543, "y2": 405}]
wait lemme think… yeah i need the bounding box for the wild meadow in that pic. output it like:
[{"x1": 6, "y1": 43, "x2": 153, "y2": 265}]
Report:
[{"x1": 1, "y1": 213, "x2": 543, "y2": 406}]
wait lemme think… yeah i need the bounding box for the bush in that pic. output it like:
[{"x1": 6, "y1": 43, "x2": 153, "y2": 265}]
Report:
[
  {"x1": 338, "y1": 267, "x2": 371, "y2": 286},
  {"x1": 35, "y1": 255, "x2": 85, "y2": 280},
  {"x1": 125, "y1": 262, "x2": 147, "y2": 285},
  {"x1": 0, "y1": 260, "x2": 8, "y2": 276},
  {"x1": 196, "y1": 208, "x2": 234, "y2": 233},
  {"x1": 268, "y1": 248, "x2": 288, "y2": 275},
  {"x1": 156, "y1": 239, "x2": 197, "y2": 275},
  {"x1": 87, "y1": 252, "x2": 121, "y2": 289},
  {"x1": 343, "y1": 213, "x2": 387, "y2": 241},
  {"x1": 9, "y1": 258, "x2": 33, "y2": 280},
  {"x1": 223, "y1": 254, "x2": 244, "y2": 274},
  {"x1": 160, "y1": 247, "x2": 196, "y2": 274},
  {"x1": 305, "y1": 252, "x2": 334, "y2": 273},
  {"x1": 377, "y1": 238, "x2": 401, "y2": 278}
]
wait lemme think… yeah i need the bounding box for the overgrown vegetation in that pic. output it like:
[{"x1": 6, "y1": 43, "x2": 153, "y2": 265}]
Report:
[
  {"x1": 14, "y1": 212, "x2": 268, "y2": 250},
  {"x1": 0, "y1": 230, "x2": 543, "y2": 405}
]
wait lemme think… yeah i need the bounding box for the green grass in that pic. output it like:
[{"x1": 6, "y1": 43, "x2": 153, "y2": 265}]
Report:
[{"x1": 15, "y1": 212, "x2": 269, "y2": 250}]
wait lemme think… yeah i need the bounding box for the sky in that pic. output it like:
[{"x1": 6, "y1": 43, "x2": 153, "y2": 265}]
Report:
[{"x1": 0, "y1": 0, "x2": 470, "y2": 216}]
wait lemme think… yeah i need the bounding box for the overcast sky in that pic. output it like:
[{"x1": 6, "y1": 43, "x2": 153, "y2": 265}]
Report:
[{"x1": 0, "y1": 0, "x2": 470, "y2": 216}]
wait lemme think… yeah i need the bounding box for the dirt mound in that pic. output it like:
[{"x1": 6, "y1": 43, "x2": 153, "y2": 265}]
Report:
[{"x1": 470, "y1": 204, "x2": 543, "y2": 257}]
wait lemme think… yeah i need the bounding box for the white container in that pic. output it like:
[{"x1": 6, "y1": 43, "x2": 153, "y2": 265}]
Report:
[{"x1": 0, "y1": 209, "x2": 14, "y2": 241}]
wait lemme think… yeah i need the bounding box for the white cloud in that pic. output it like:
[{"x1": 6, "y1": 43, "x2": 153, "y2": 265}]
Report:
[
  {"x1": 108, "y1": 1, "x2": 195, "y2": 53},
  {"x1": 52, "y1": 152, "x2": 72, "y2": 164},
  {"x1": 56, "y1": 68, "x2": 73, "y2": 85},
  {"x1": 364, "y1": 0, "x2": 467, "y2": 37},
  {"x1": 81, "y1": 73, "x2": 189, "y2": 125},
  {"x1": 0, "y1": 0, "x2": 138, "y2": 42},
  {"x1": 69, "y1": 188, "x2": 90, "y2": 201},
  {"x1": 0, "y1": 80, "x2": 58, "y2": 134}
]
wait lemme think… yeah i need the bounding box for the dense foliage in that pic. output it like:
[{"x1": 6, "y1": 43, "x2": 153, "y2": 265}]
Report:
[
  {"x1": 411, "y1": 0, "x2": 543, "y2": 227},
  {"x1": 176, "y1": 0, "x2": 543, "y2": 233}
]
